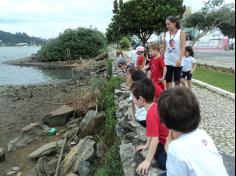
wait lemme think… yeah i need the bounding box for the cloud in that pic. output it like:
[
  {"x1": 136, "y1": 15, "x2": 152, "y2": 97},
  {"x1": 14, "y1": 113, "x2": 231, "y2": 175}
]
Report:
[{"x1": 0, "y1": 0, "x2": 113, "y2": 38}]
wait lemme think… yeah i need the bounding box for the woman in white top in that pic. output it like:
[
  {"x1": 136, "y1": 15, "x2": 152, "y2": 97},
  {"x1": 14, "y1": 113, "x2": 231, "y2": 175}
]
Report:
[{"x1": 163, "y1": 16, "x2": 186, "y2": 89}]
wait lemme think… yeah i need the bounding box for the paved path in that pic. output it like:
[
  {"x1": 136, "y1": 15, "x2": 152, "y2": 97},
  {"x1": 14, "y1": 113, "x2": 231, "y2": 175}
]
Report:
[{"x1": 195, "y1": 50, "x2": 235, "y2": 70}]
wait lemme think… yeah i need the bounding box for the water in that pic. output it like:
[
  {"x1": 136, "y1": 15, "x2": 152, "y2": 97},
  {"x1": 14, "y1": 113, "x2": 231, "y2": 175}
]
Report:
[{"x1": 0, "y1": 46, "x2": 73, "y2": 85}]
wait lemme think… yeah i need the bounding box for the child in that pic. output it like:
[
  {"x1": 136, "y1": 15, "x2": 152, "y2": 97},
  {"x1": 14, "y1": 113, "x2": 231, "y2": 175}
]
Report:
[
  {"x1": 127, "y1": 68, "x2": 164, "y2": 127},
  {"x1": 136, "y1": 46, "x2": 146, "y2": 69},
  {"x1": 143, "y1": 43, "x2": 167, "y2": 90},
  {"x1": 181, "y1": 46, "x2": 197, "y2": 89},
  {"x1": 158, "y1": 87, "x2": 229, "y2": 176},
  {"x1": 131, "y1": 78, "x2": 169, "y2": 174},
  {"x1": 129, "y1": 45, "x2": 138, "y2": 66}
]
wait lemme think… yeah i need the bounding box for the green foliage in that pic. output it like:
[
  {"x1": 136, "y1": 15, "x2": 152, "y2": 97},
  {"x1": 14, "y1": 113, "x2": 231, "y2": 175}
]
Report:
[
  {"x1": 95, "y1": 143, "x2": 124, "y2": 176},
  {"x1": 120, "y1": 36, "x2": 131, "y2": 49},
  {"x1": 106, "y1": 59, "x2": 113, "y2": 79},
  {"x1": 0, "y1": 30, "x2": 46, "y2": 45},
  {"x1": 183, "y1": 1, "x2": 235, "y2": 46},
  {"x1": 36, "y1": 27, "x2": 106, "y2": 62},
  {"x1": 109, "y1": 0, "x2": 186, "y2": 45},
  {"x1": 95, "y1": 76, "x2": 124, "y2": 176},
  {"x1": 113, "y1": 0, "x2": 119, "y2": 14}
]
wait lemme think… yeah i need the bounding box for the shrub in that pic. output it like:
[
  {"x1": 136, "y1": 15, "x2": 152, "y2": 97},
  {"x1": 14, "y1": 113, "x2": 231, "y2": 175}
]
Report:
[
  {"x1": 119, "y1": 36, "x2": 130, "y2": 49},
  {"x1": 106, "y1": 59, "x2": 113, "y2": 79},
  {"x1": 36, "y1": 27, "x2": 106, "y2": 62}
]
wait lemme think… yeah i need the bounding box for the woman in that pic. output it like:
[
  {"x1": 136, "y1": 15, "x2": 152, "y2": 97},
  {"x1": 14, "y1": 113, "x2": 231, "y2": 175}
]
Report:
[{"x1": 163, "y1": 16, "x2": 186, "y2": 89}]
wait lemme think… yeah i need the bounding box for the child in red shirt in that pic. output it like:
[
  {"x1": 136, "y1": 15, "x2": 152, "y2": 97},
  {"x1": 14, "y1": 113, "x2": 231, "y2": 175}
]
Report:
[
  {"x1": 143, "y1": 43, "x2": 167, "y2": 90},
  {"x1": 131, "y1": 78, "x2": 169, "y2": 175},
  {"x1": 136, "y1": 46, "x2": 146, "y2": 69}
]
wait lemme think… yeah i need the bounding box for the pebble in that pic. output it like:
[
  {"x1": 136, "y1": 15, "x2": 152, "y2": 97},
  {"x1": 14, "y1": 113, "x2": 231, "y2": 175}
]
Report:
[
  {"x1": 12, "y1": 166, "x2": 20, "y2": 171},
  {"x1": 17, "y1": 172, "x2": 23, "y2": 176},
  {"x1": 6, "y1": 171, "x2": 18, "y2": 175}
]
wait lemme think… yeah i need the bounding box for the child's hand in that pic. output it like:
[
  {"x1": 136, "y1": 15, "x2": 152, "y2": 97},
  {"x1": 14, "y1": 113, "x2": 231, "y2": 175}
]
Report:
[
  {"x1": 136, "y1": 160, "x2": 151, "y2": 175},
  {"x1": 158, "y1": 78, "x2": 165, "y2": 82},
  {"x1": 135, "y1": 145, "x2": 148, "y2": 153}
]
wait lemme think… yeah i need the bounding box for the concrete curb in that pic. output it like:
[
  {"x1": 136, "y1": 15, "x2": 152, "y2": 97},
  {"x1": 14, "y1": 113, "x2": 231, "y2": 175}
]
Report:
[{"x1": 192, "y1": 79, "x2": 235, "y2": 100}]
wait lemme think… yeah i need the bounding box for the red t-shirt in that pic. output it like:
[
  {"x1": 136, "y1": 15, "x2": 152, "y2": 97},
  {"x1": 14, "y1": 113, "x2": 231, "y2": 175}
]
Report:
[
  {"x1": 149, "y1": 56, "x2": 165, "y2": 86},
  {"x1": 154, "y1": 83, "x2": 163, "y2": 101},
  {"x1": 146, "y1": 102, "x2": 169, "y2": 145},
  {"x1": 136, "y1": 55, "x2": 145, "y2": 67}
]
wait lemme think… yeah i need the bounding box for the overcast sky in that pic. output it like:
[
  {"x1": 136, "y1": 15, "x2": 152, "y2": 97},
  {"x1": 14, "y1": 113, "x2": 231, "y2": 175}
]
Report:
[{"x1": 0, "y1": 0, "x2": 234, "y2": 39}]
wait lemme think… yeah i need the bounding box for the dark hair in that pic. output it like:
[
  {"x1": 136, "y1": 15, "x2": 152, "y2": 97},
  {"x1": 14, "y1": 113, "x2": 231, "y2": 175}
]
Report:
[
  {"x1": 158, "y1": 87, "x2": 201, "y2": 133},
  {"x1": 130, "y1": 78, "x2": 155, "y2": 103},
  {"x1": 131, "y1": 70, "x2": 147, "y2": 82},
  {"x1": 185, "y1": 46, "x2": 194, "y2": 57},
  {"x1": 166, "y1": 16, "x2": 181, "y2": 29}
]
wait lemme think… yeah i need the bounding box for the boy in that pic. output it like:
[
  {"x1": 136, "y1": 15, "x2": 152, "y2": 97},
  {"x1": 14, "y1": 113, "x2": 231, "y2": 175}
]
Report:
[
  {"x1": 131, "y1": 78, "x2": 169, "y2": 175},
  {"x1": 143, "y1": 43, "x2": 167, "y2": 90},
  {"x1": 158, "y1": 87, "x2": 229, "y2": 176}
]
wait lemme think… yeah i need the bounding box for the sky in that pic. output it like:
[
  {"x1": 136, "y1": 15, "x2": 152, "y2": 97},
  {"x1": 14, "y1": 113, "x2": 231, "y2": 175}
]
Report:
[{"x1": 0, "y1": 0, "x2": 235, "y2": 39}]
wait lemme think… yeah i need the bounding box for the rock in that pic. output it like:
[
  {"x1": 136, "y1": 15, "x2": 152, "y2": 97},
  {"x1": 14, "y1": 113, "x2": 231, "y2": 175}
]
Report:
[
  {"x1": 28, "y1": 140, "x2": 63, "y2": 159},
  {"x1": 66, "y1": 173, "x2": 78, "y2": 176},
  {"x1": 96, "y1": 142, "x2": 105, "y2": 158},
  {"x1": 95, "y1": 52, "x2": 108, "y2": 61},
  {"x1": 119, "y1": 143, "x2": 136, "y2": 176},
  {"x1": 17, "y1": 172, "x2": 22, "y2": 176},
  {"x1": 6, "y1": 171, "x2": 18, "y2": 175},
  {"x1": 0, "y1": 148, "x2": 5, "y2": 162},
  {"x1": 79, "y1": 111, "x2": 106, "y2": 137},
  {"x1": 33, "y1": 157, "x2": 57, "y2": 176},
  {"x1": 43, "y1": 105, "x2": 74, "y2": 126},
  {"x1": 59, "y1": 136, "x2": 96, "y2": 176},
  {"x1": 8, "y1": 123, "x2": 50, "y2": 152},
  {"x1": 78, "y1": 161, "x2": 91, "y2": 176},
  {"x1": 12, "y1": 166, "x2": 20, "y2": 171}
]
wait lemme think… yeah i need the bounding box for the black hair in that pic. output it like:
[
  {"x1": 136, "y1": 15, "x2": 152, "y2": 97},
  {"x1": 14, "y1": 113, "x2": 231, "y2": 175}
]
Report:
[
  {"x1": 131, "y1": 70, "x2": 147, "y2": 82},
  {"x1": 130, "y1": 78, "x2": 155, "y2": 103},
  {"x1": 158, "y1": 87, "x2": 201, "y2": 133},
  {"x1": 166, "y1": 16, "x2": 181, "y2": 29},
  {"x1": 185, "y1": 46, "x2": 194, "y2": 57}
]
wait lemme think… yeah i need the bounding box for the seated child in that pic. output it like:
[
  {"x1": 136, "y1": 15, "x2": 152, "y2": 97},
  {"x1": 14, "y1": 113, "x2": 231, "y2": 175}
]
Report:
[
  {"x1": 131, "y1": 78, "x2": 169, "y2": 174},
  {"x1": 158, "y1": 87, "x2": 229, "y2": 176}
]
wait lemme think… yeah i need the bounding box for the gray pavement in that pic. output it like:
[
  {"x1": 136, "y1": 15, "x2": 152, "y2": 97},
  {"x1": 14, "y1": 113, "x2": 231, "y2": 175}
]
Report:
[{"x1": 195, "y1": 50, "x2": 235, "y2": 70}]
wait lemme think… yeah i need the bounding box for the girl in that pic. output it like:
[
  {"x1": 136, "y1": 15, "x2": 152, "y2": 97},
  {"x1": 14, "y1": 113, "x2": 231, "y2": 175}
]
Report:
[
  {"x1": 163, "y1": 16, "x2": 186, "y2": 89},
  {"x1": 181, "y1": 46, "x2": 197, "y2": 89},
  {"x1": 136, "y1": 46, "x2": 146, "y2": 69}
]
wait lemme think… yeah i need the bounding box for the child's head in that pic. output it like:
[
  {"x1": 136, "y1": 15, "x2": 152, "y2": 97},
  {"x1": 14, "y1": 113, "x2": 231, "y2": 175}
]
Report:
[
  {"x1": 116, "y1": 50, "x2": 123, "y2": 57},
  {"x1": 136, "y1": 46, "x2": 145, "y2": 55},
  {"x1": 158, "y1": 87, "x2": 201, "y2": 133},
  {"x1": 185, "y1": 46, "x2": 194, "y2": 57},
  {"x1": 149, "y1": 43, "x2": 161, "y2": 56},
  {"x1": 130, "y1": 78, "x2": 155, "y2": 108},
  {"x1": 127, "y1": 67, "x2": 146, "y2": 88}
]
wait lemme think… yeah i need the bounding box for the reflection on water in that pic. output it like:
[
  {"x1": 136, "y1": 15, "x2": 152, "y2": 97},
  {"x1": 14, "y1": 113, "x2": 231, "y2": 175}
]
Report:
[{"x1": 0, "y1": 46, "x2": 73, "y2": 85}]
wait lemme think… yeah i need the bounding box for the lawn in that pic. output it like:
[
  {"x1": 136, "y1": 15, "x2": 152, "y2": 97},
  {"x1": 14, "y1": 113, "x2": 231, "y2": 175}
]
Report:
[{"x1": 193, "y1": 66, "x2": 235, "y2": 93}]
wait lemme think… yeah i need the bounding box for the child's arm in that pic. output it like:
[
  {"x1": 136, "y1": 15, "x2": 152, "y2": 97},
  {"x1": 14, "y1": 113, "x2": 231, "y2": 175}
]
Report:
[
  {"x1": 159, "y1": 66, "x2": 167, "y2": 82},
  {"x1": 142, "y1": 64, "x2": 150, "y2": 71},
  {"x1": 136, "y1": 137, "x2": 159, "y2": 175},
  {"x1": 191, "y1": 63, "x2": 197, "y2": 74}
]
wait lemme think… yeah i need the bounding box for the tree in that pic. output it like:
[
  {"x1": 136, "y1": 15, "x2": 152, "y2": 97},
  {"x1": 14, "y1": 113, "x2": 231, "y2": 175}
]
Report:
[
  {"x1": 113, "y1": 0, "x2": 119, "y2": 14},
  {"x1": 36, "y1": 27, "x2": 106, "y2": 62},
  {"x1": 183, "y1": 0, "x2": 235, "y2": 46},
  {"x1": 119, "y1": 0, "x2": 123, "y2": 9},
  {"x1": 218, "y1": 7, "x2": 235, "y2": 38},
  {"x1": 114, "y1": 0, "x2": 186, "y2": 46}
]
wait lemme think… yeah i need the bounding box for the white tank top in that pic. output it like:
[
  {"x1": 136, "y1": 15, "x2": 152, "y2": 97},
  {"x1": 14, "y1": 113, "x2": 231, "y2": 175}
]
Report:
[{"x1": 164, "y1": 30, "x2": 183, "y2": 66}]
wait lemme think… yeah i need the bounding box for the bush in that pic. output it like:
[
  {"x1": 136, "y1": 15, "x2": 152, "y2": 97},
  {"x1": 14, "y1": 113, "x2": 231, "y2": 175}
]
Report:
[
  {"x1": 36, "y1": 27, "x2": 106, "y2": 62},
  {"x1": 119, "y1": 36, "x2": 130, "y2": 49},
  {"x1": 106, "y1": 59, "x2": 113, "y2": 79}
]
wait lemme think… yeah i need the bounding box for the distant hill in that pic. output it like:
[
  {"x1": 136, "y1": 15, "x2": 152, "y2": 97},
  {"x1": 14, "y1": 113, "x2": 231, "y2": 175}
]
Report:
[{"x1": 0, "y1": 30, "x2": 47, "y2": 46}]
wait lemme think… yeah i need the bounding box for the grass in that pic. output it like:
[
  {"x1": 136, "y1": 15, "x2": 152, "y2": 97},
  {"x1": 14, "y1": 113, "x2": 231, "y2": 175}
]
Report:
[
  {"x1": 94, "y1": 61, "x2": 124, "y2": 176},
  {"x1": 193, "y1": 66, "x2": 235, "y2": 93}
]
